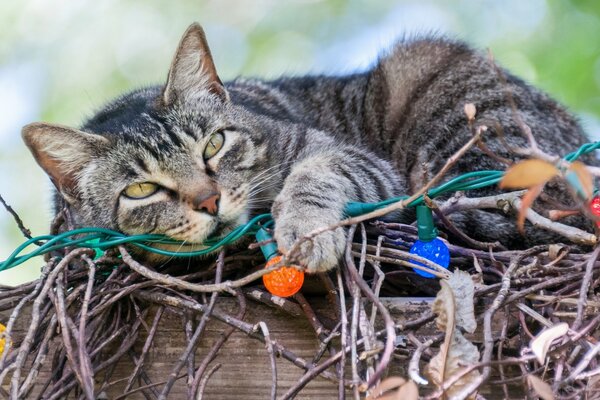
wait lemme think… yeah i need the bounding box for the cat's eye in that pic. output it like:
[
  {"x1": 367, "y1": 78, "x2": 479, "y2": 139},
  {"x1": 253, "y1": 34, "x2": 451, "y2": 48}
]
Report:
[
  {"x1": 123, "y1": 182, "x2": 159, "y2": 199},
  {"x1": 203, "y1": 132, "x2": 224, "y2": 160}
]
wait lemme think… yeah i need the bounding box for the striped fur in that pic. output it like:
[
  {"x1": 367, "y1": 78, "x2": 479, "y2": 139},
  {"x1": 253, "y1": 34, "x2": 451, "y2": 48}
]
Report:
[{"x1": 22, "y1": 24, "x2": 593, "y2": 271}]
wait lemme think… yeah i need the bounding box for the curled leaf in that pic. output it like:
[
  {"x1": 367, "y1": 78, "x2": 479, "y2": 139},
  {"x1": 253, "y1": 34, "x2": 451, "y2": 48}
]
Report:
[
  {"x1": 500, "y1": 159, "x2": 559, "y2": 189},
  {"x1": 427, "y1": 275, "x2": 480, "y2": 399},
  {"x1": 518, "y1": 184, "x2": 544, "y2": 234},
  {"x1": 430, "y1": 280, "x2": 455, "y2": 387},
  {"x1": 566, "y1": 161, "x2": 594, "y2": 200},
  {"x1": 527, "y1": 374, "x2": 555, "y2": 400},
  {"x1": 548, "y1": 209, "x2": 579, "y2": 221},
  {"x1": 471, "y1": 256, "x2": 485, "y2": 288},
  {"x1": 447, "y1": 270, "x2": 476, "y2": 333},
  {"x1": 367, "y1": 377, "x2": 418, "y2": 400},
  {"x1": 530, "y1": 322, "x2": 569, "y2": 364},
  {"x1": 426, "y1": 332, "x2": 480, "y2": 400},
  {"x1": 548, "y1": 244, "x2": 568, "y2": 261},
  {"x1": 432, "y1": 280, "x2": 455, "y2": 333},
  {"x1": 396, "y1": 380, "x2": 418, "y2": 400}
]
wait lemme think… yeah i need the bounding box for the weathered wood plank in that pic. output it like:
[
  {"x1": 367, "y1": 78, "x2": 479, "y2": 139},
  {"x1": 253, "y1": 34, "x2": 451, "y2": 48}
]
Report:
[{"x1": 1, "y1": 297, "x2": 518, "y2": 399}]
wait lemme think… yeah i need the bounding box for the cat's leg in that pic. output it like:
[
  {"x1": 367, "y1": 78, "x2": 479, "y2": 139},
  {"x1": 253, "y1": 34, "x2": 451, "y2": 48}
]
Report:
[{"x1": 271, "y1": 139, "x2": 403, "y2": 272}]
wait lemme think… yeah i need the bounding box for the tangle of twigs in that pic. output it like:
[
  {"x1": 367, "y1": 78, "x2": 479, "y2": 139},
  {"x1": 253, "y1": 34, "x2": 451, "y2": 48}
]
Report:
[{"x1": 3, "y1": 107, "x2": 600, "y2": 399}]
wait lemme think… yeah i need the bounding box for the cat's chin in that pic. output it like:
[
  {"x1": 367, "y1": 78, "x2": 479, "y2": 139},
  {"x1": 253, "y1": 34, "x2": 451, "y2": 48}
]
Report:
[{"x1": 130, "y1": 242, "x2": 212, "y2": 267}]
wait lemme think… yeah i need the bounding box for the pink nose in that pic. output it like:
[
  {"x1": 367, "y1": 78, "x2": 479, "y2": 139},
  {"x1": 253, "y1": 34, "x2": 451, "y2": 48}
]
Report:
[{"x1": 193, "y1": 192, "x2": 220, "y2": 215}]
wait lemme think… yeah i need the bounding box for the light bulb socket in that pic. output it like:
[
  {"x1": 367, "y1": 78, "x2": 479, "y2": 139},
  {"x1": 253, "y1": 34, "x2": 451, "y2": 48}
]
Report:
[
  {"x1": 256, "y1": 228, "x2": 278, "y2": 261},
  {"x1": 416, "y1": 205, "x2": 438, "y2": 242}
]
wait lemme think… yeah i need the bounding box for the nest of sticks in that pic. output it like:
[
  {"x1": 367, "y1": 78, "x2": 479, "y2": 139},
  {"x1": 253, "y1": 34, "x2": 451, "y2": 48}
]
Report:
[{"x1": 2, "y1": 109, "x2": 600, "y2": 399}]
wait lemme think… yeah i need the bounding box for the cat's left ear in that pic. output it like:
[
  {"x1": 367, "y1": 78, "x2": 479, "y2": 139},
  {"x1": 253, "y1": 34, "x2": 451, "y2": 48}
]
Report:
[{"x1": 163, "y1": 23, "x2": 228, "y2": 106}]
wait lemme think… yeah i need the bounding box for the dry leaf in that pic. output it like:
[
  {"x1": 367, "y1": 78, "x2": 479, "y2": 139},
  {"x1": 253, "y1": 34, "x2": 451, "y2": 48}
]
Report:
[
  {"x1": 430, "y1": 280, "x2": 455, "y2": 387},
  {"x1": 527, "y1": 374, "x2": 554, "y2": 400},
  {"x1": 367, "y1": 377, "x2": 418, "y2": 400},
  {"x1": 395, "y1": 380, "x2": 418, "y2": 400},
  {"x1": 518, "y1": 184, "x2": 544, "y2": 233},
  {"x1": 471, "y1": 256, "x2": 485, "y2": 288},
  {"x1": 566, "y1": 161, "x2": 594, "y2": 200},
  {"x1": 427, "y1": 277, "x2": 480, "y2": 399},
  {"x1": 585, "y1": 374, "x2": 600, "y2": 400},
  {"x1": 548, "y1": 244, "x2": 567, "y2": 261},
  {"x1": 432, "y1": 280, "x2": 455, "y2": 333},
  {"x1": 447, "y1": 270, "x2": 476, "y2": 333},
  {"x1": 530, "y1": 322, "x2": 569, "y2": 364},
  {"x1": 426, "y1": 331, "x2": 481, "y2": 400},
  {"x1": 548, "y1": 209, "x2": 580, "y2": 221},
  {"x1": 499, "y1": 159, "x2": 559, "y2": 189},
  {"x1": 367, "y1": 377, "x2": 406, "y2": 399}
]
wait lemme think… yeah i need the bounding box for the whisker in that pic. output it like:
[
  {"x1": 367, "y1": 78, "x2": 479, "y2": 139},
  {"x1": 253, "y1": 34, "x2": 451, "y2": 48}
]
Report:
[
  {"x1": 248, "y1": 185, "x2": 280, "y2": 199},
  {"x1": 156, "y1": 239, "x2": 189, "y2": 269},
  {"x1": 247, "y1": 173, "x2": 283, "y2": 194},
  {"x1": 247, "y1": 177, "x2": 283, "y2": 196},
  {"x1": 248, "y1": 160, "x2": 294, "y2": 183},
  {"x1": 246, "y1": 160, "x2": 295, "y2": 192}
]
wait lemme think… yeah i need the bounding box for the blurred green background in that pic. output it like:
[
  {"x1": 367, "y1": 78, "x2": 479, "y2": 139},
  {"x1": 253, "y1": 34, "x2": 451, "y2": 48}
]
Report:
[{"x1": 1, "y1": 0, "x2": 599, "y2": 285}]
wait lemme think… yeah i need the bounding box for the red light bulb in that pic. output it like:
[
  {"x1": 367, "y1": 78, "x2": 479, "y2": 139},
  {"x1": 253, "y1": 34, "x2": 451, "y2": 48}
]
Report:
[{"x1": 590, "y1": 196, "x2": 600, "y2": 228}]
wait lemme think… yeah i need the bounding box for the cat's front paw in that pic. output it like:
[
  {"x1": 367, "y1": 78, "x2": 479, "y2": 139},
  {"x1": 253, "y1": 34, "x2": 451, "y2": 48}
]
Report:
[{"x1": 273, "y1": 217, "x2": 346, "y2": 273}]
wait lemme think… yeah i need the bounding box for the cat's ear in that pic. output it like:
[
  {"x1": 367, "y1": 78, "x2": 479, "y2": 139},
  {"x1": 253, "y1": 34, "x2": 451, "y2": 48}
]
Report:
[
  {"x1": 22, "y1": 122, "x2": 109, "y2": 203},
  {"x1": 163, "y1": 23, "x2": 228, "y2": 106}
]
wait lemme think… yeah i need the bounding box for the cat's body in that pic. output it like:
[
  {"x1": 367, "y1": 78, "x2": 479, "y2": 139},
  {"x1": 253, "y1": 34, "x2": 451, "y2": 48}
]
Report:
[{"x1": 23, "y1": 24, "x2": 592, "y2": 272}]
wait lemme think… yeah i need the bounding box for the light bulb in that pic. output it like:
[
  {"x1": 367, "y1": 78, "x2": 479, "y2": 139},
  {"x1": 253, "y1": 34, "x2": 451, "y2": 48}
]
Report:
[
  {"x1": 590, "y1": 196, "x2": 600, "y2": 228},
  {"x1": 409, "y1": 205, "x2": 451, "y2": 278},
  {"x1": 409, "y1": 237, "x2": 450, "y2": 278}
]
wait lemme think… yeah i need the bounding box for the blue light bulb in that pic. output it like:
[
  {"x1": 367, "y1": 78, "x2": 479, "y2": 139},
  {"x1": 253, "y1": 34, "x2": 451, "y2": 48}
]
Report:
[
  {"x1": 409, "y1": 205, "x2": 450, "y2": 278},
  {"x1": 409, "y1": 237, "x2": 450, "y2": 278}
]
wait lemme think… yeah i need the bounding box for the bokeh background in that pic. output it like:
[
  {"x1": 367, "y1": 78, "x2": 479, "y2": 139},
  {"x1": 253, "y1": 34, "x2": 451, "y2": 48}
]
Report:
[{"x1": 1, "y1": 0, "x2": 599, "y2": 285}]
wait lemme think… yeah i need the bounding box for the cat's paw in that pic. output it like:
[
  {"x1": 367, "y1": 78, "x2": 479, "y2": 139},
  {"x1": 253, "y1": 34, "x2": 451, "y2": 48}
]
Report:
[{"x1": 273, "y1": 217, "x2": 346, "y2": 273}]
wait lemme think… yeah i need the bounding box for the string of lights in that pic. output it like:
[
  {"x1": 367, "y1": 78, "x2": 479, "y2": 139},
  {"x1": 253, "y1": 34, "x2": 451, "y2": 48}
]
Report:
[{"x1": 1, "y1": 141, "x2": 598, "y2": 274}]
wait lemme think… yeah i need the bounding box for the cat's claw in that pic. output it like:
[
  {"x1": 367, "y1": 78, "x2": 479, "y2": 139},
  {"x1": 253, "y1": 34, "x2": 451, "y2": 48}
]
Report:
[{"x1": 273, "y1": 220, "x2": 346, "y2": 273}]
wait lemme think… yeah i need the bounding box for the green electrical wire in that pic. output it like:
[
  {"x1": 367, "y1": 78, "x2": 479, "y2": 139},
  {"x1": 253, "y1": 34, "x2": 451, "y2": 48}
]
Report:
[
  {"x1": 1, "y1": 140, "x2": 598, "y2": 273},
  {"x1": 0, "y1": 213, "x2": 271, "y2": 272}
]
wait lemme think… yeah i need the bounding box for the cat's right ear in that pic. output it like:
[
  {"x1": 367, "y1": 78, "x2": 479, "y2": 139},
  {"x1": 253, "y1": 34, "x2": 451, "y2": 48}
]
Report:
[
  {"x1": 22, "y1": 123, "x2": 109, "y2": 204},
  {"x1": 162, "y1": 23, "x2": 228, "y2": 106}
]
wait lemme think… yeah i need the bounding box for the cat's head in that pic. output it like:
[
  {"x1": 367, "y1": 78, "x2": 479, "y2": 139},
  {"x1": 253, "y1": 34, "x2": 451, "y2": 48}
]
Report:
[{"x1": 22, "y1": 23, "x2": 276, "y2": 249}]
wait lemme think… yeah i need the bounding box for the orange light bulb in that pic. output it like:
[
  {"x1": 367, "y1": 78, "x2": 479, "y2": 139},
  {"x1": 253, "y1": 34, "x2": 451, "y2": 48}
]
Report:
[{"x1": 262, "y1": 255, "x2": 304, "y2": 297}]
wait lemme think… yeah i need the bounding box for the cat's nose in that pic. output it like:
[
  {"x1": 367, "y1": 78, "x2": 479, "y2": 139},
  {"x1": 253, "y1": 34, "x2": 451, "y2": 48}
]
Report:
[{"x1": 192, "y1": 192, "x2": 220, "y2": 215}]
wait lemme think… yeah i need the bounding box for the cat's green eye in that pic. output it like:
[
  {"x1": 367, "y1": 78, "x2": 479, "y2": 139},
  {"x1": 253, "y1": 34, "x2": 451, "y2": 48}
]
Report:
[
  {"x1": 203, "y1": 132, "x2": 225, "y2": 160},
  {"x1": 123, "y1": 182, "x2": 159, "y2": 199}
]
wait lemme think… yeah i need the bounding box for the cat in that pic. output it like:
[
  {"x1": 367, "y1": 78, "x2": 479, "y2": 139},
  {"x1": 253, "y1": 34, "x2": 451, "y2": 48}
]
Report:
[{"x1": 21, "y1": 23, "x2": 592, "y2": 272}]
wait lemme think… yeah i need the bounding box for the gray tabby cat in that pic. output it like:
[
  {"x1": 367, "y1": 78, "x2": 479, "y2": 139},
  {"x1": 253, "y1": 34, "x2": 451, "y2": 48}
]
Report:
[{"x1": 21, "y1": 23, "x2": 590, "y2": 272}]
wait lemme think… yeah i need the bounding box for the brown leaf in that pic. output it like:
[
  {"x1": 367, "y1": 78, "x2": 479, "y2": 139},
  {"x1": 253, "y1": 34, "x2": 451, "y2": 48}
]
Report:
[
  {"x1": 499, "y1": 159, "x2": 559, "y2": 189},
  {"x1": 585, "y1": 374, "x2": 600, "y2": 400},
  {"x1": 548, "y1": 244, "x2": 568, "y2": 261},
  {"x1": 430, "y1": 280, "x2": 456, "y2": 386},
  {"x1": 518, "y1": 184, "x2": 544, "y2": 234},
  {"x1": 447, "y1": 270, "x2": 476, "y2": 334},
  {"x1": 548, "y1": 209, "x2": 580, "y2": 221},
  {"x1": 431, "y1": 280, "x2": 455, "y2": 333},
  {"x1": 530, "y1": 322, "x2": 569, "y2": 364},
  {"x1": 395, "y1": 380, "x2": 419, "y2": 400},
  {"x1": 426, "y1": 332, "x2": 481, "y2": 400},
  {"x1": 471, "y1": 256, "x2": 485, "y2": 288},
  {"x1": 367, "y1": 377, "x2": 418, "y2": 400},
  {"x1": 367, "y1": 377, "x2": 406, "y2": 399},
  {"x1": 567, "y1": 161, "x2": 594, "y2": 200},
  {"x1": 527, "y1": 374, "x2": 555, "y2": 400},
  {"x1": 427, "y1": 278, "x2": 480, "y2": 399}
]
